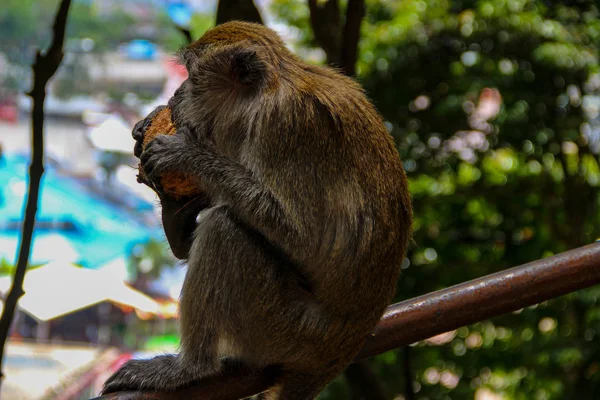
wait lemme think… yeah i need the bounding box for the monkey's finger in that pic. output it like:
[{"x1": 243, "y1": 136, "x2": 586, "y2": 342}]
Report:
[
  {"x1": 132, "y1": 105, "x2": 167, "y2": 141},
  {"x1": 136, "y1": 172, "x2": 146, "y2": 184},
  {"x1": 132, "y1": 119, "x2": 146, "y2": 141},
  {"x1": 139, "y1": 147, "x2": 154, "y2": 166},
  {"x1": 139, "y1": 139, "x2": 160, "y2": 162},
  {"x1": 136, "y1": 164, "x2": 164, "y2": 196},
  {"x1": 134, "y1": 141, "x2": 143, "y2": 158},
  {"x1": 140, "y1": 156, "x2": 164, "y2": 188},
  {"x1": 149, "y1": 179, "x2": 165, "y2": 196},
  {"x1": 136, "y1": 172, "x2": 155, "y2": 189},
  {"x1": 141, "y1": 136, "x2": 176, "y2": 165},
  {"x1": 143, "y1": 165, "x2": 165, "y2": 193},
  {"x1": 141, "y1": 158, "x2": 156, "y2": 178}
]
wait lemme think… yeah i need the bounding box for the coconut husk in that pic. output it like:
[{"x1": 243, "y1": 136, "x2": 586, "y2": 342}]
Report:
[{"x1": 138, "y1": 107, "x2": 201, "y2": 197}]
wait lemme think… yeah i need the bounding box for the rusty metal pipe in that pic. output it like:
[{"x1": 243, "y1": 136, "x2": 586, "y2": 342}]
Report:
[
  {"x1": 357, "y1": 241, "x2": 600, "y2": 358},
  {"x1": 95, "y1": 242, "x2": 600, "y2": 400}
]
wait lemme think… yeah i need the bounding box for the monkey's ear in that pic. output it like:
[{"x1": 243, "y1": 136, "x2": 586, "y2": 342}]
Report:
[
  {"x1": 231, "y1": 49, "x2": 266, "y2": 86},
  {"x1": 177, "y1": 47, "x2": 200, "y2": 70}
]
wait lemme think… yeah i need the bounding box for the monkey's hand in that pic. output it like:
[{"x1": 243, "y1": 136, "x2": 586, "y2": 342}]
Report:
[
  {"x1": 139, "y1": 125, "x2": 199, "y2": 186},
  {"x1": 101, "y1": 355, "x2": 196, "y2": 394},
  {"x1": 132, "y1": 105, "x2": 167, "y2": 159},
  {"x1": 142, "y1": 125, "x2": 302, "y2": 259},
  {"x1": 133, "y1": 105, "x2": 168, "y2": 191}
]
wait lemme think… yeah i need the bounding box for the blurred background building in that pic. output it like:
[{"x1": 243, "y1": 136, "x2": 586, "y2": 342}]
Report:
[{"x1": 0, "y1": 1, "x2": 211, "y2": 398}]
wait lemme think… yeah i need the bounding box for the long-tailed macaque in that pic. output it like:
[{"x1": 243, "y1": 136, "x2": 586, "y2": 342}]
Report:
[{"x1": 102, "y1": 21, "x2": 412, "y2": 400}]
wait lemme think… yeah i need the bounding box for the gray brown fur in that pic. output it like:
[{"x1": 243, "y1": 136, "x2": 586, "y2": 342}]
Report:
[{"x1": 102, "y1": 21, "x2": 412, "y2": 400}]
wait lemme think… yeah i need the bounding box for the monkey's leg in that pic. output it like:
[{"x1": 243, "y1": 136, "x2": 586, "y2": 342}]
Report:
[
  {"x1": 101, "y1": 208, "x2": 221, "y2": 396},
  {"x1": 141, "y1": 129, "x2": 304, "y2": 259},
  {"x1": 101, "y1": 246, "x2": 221, "y2": 395},
  {"x1": 101, "y1": 354, "x2": 199, "y2": 394},
  {"x1": 160, "y1": 193, "x2": 210, "y2": 259}
]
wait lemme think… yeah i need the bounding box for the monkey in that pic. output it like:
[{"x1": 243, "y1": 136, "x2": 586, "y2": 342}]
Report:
[{"x1": 101, "y1": 21, "x2": 412, "y2": 400}]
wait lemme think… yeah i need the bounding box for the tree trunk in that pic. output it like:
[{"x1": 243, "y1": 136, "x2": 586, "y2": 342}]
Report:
[
  {"x1": 339, "y1": 0, "x2": 365, "y2": 76},
  {"x1": 216, "y1": 0, "x2": 263, "y2": 26},
  {"x1": 307, "y1": 0, "x2": 366, "y2": 76}
]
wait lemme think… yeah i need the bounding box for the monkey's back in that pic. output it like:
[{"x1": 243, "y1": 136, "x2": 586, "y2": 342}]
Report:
[
  {"x1": 251, "y1": 63, "x2": 412, "y2": 313},
  {"x1": 180, "y1": 66, "x2": 411, "y2": 376},
  {"x1": 186, "y1": 19, "x2": 412, "y2": 386}
]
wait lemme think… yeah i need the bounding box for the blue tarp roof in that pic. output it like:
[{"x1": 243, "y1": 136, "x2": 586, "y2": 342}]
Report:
[{"x1": 0, "y1": 153, "x2": 162, "y2": 268}]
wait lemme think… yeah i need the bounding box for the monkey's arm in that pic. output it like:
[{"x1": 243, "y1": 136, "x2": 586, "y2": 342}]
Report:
[
  {"x1": 141, "y1": 127, "x2": 301, "y2": 257},
  {"x1": 159, "y1": 193, "x2": 210, "y2": 259},
  {"x1": 132, "y1": 107, "x2": 210, "y2": 260}
]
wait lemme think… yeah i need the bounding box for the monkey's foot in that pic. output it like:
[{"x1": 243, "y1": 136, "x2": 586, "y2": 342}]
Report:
[{"x1": 101, "y1": 355, "x2": 195, "y2": 394}]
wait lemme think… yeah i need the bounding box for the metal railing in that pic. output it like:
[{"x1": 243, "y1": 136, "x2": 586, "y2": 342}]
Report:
[{"x1": 96, "y1": 242, "x2": 600, "y2": 400}]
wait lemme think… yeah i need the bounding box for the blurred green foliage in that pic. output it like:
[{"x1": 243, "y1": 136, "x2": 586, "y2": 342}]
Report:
[
  {"x1": 273, "y1": 0, "x2": 600, "y2": 399},
  {"x1": 129, "y1": 238, "x2": 177, "y2": 282}
]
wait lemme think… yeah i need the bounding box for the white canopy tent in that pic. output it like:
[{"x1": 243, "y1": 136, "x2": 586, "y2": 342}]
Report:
[
  {"x1": 0, "y1": 261, "x2": 159, "y2": 322},
  {"x1": 86, "y1": 116, "x2": 135, "y2": 154},
  {"x1": 0, "y1": 234, "x2": 80, "y2": 266}
]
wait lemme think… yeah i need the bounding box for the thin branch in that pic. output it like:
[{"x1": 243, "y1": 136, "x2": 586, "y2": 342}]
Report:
[
  {"x1": 216, "y1": 0, "x2": 263, "y2": 26},
  {"x1": 339, "y1": 0, "x2": 365, "y2": 76},
  {"x1": 0, "y1": 0, "x2": 72, "y2": 385},
  {"x1": 94, "y1": 242, "x2": 600, "y2": 400}
]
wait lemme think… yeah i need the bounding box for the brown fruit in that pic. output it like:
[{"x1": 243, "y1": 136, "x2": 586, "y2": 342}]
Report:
[{"x1": 138, "y1": 107, "x2": 201, "y2": 198}]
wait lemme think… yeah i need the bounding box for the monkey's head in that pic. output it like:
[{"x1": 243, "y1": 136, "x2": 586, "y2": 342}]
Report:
[{"x1": 168, "y1": 21, "x2": 292, "y2": 130}]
